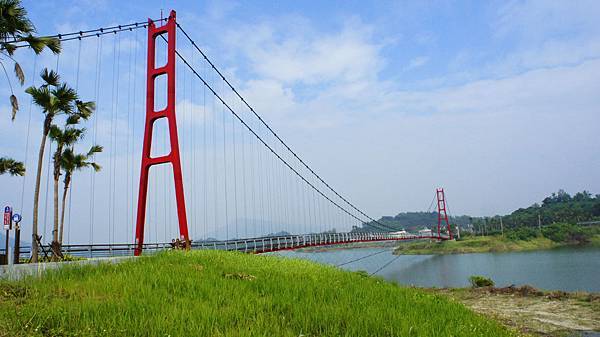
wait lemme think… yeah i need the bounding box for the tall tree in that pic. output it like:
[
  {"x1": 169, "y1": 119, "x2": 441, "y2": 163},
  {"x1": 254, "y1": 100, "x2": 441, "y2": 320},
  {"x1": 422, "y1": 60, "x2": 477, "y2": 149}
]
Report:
[
  {"x1": 0, "y1": 156, "x2": 24, "y2": 175},
  {"x1": 58, "y1": 145, "x2": 102, "y2": 245},
  {"x1": 1, "y1": 0, "x2": 60, "y2": 120},
  {"x1": 48, "y1": 124, "x2": 84, "y2": 259},
  {"x1": 26, "y1": 69, "x2": 94, "y2": 262}
]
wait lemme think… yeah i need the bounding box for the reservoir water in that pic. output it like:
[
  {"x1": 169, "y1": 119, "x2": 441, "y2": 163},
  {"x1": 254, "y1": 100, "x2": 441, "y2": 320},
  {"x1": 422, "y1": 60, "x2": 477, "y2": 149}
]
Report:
[{"x1": 274, "y1": 246, "x2": 600, "y2": 292}]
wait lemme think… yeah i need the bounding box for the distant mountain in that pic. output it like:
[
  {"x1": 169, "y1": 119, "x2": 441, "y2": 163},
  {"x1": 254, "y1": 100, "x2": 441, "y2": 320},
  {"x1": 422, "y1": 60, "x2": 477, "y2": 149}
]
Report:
[{"x1": 267, "y1": 231, "x2": 291, "y2": 237}]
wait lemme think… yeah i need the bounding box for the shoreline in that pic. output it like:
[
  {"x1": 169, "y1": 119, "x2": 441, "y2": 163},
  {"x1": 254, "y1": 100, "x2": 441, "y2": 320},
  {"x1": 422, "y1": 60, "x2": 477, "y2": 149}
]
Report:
[{"x1": 393, "y1": 235, "x2": 600, "y2": 255}]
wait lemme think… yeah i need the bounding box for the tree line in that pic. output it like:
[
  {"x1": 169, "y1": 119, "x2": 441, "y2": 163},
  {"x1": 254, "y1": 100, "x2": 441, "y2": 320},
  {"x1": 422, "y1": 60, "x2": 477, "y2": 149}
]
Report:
[{"x1": 354, "y1": 190, "x2": 599, "y2": 235}]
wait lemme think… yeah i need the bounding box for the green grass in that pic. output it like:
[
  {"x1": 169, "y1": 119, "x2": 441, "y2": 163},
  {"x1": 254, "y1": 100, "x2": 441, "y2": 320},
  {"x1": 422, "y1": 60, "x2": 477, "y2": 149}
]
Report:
[
  {"x1": 0, "y1": 250, "x2": 517, "y2": 336},
  {"x1": 394, "y1": 235, "x2": 562, "y2": 255}
]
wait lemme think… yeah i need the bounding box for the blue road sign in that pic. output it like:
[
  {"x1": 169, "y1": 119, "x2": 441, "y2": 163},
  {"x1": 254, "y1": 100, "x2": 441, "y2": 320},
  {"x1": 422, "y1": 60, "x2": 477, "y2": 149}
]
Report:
[
  {"x1": 12, "y1": 213, "x2": 22, "y2": 223},
  {"x1": 4, "y1": 206, "x2": 11, "y2": 213}
]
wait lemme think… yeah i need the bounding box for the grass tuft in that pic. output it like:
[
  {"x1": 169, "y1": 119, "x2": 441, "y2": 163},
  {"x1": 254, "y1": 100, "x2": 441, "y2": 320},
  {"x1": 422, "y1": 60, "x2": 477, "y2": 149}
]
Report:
[{"x1": 0, "y1": 250, "x2": 518, "y2": 336}]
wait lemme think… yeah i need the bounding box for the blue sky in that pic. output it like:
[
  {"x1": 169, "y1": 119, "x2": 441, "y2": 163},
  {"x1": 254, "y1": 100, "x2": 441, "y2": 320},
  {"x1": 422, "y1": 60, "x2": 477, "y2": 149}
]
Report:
[{"x1": 2, "y1": 1, "x2": 600, "y2": 242}]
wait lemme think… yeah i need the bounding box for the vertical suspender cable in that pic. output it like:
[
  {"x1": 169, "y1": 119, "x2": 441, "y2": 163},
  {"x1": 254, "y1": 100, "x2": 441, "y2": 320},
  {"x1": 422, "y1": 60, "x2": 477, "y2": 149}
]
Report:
[
  {"x1": 125, "y1": 33, "x2": 132, "y2": 246},
  {"x1": 178, "y1": 48, "x2": 185, "y2": 241},
  {"x1": 202, "y1": 61, "x2": 207, "y2": 241},
  {"x1": 212, "y1": 69, "x2": 218, "y2": 240},
  {"x1": 90, "y1": 35, "x2": 102, "y2": 247},
  {"x1": 232, "y1": 96, "x2": 238, "y2": 240},
  {"x1": 107, "y1": 33, "x2": 116, "y2": 245},
  {"x1": 67, "y1": 37, "x2": 83, "y2": 247},
  {"x1": 42, "y1": 54, "x2": 60, "y2": 245},
  {"x1": 131, "y1": 28, "x2": 139, "y2": 244},
  {"x1": 113, "y1": 33, "x2": 122, "y2": 245},
  {"x1": 249, "y1": 114, "x2": 257, "y2": 236},
  {"x1": 240, "y1": 96, "x2": 248, "y2": 239},
  {"x1": 191, "y1": 49, "x2": 197, "y2": 239},
  {"x1": 222, "y1": 79, "x2": 229, "y2": 245},
  {"x1": 18, "y1": 55, "x2": 37, "y2": 214}
]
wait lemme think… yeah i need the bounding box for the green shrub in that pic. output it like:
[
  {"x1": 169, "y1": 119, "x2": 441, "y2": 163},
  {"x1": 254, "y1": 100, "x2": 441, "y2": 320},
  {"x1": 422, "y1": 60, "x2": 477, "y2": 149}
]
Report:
[
  {"x1": 506, "y1": 227, "x2": 539, "y2": 241},
  {"x1": 541, "y1": 223, "x2": 589, "y2": 244},
  {"x1": 469, "y1": 275, "x2": 495, "y2": 288}
]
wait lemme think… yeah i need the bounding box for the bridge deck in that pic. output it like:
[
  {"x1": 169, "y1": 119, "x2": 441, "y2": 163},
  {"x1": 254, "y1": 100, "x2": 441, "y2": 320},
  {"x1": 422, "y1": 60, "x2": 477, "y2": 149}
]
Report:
[{"x1": 3, "y1": 232, "x2": 449, "y2": 260}]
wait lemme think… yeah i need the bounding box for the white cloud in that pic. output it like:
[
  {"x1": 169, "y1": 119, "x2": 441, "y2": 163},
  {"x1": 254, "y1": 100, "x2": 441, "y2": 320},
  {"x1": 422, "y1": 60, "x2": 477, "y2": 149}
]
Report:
[{"x1": 225, "y1": 19, "x2": 385, "y2": 85}]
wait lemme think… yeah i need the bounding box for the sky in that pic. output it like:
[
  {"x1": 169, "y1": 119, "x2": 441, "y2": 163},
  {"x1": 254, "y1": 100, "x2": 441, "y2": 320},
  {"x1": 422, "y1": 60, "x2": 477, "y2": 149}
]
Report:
[{"x1": 1, "y1": 0, "x2": 600, "y2": 242}]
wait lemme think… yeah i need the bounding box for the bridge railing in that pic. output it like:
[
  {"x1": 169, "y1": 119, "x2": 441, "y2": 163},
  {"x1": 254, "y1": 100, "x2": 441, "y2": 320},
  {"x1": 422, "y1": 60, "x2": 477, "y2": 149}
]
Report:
[{"x1": 2, "y1": 232, "x2": 447, "y2": 261}]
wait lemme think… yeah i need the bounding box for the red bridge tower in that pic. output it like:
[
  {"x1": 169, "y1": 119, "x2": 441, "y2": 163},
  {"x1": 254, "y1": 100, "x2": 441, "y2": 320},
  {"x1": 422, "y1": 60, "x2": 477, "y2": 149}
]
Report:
[
  {"x1": 436, "y1": 188, "x2": 453, "y2": 240},
  {"x1": 134, "y1": 11, "x2": 189, "y2": 256}
]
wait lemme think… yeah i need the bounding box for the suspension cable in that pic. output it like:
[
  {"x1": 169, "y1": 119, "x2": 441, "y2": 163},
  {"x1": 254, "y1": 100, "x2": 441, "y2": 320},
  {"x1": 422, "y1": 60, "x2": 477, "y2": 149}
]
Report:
[
  {"x1": 370, "y1": 254, "x2": 401, "y2": 275},
  {"x1": 12, "y1": 17, "x2": 393, "y2": 234},
  {"x1": 176, "y1": 23, "x2": 389, "y2": 230},
  {"x1": 173, "y1": 49, "x2": 379, "y2": 228},
  {"x1": 7, "y1": 18, "x2": 168, "y2": 48},
  {"x1": 35, "y1": 16, "x2": 398, "y2": 234},
  {"x1": 336, "y1": 248, "x2": 390, "y2": 267}
]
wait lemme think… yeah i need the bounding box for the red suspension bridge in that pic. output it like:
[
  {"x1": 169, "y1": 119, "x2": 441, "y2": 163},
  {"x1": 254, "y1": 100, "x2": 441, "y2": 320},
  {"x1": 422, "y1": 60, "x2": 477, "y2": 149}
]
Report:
[{"x1": 2, "y1": 11, "x2": 452, "y2": 261}]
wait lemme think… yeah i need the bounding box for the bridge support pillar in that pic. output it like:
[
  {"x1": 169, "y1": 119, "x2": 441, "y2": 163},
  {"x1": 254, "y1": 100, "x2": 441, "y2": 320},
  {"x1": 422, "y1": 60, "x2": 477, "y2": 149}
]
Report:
[
  {"x1": 436, "y1": 188, "x2": 452, "y2": 240},
  {"x1": 134, "y1": 11, "x2": 190, "y2": 256}
]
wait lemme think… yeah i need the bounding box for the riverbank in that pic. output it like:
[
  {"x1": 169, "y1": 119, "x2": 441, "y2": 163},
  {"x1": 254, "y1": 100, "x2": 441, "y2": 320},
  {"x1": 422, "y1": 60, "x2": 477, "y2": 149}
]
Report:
[
  {"x1": 295, "y1": 240, "x2": 398, "y2": 252},
  {"x1": 393, "y1": 235, "x2": 600, "y2": 255},
  {"x1": 0, "y1": 250, "x2": 516, "y2": 336},
  {"x1": 430, "y1": 286, "x2": 600, "y2": 337}
]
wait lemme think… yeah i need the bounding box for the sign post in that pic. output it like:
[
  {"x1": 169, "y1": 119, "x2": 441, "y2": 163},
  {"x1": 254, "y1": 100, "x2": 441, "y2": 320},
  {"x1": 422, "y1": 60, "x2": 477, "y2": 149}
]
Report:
[
  {"x1": 3, "y1": 206, "x2": 12, "y2": 266},
  {"x1": 12, "y1": 213, "x2": 21, "y2": 264}
]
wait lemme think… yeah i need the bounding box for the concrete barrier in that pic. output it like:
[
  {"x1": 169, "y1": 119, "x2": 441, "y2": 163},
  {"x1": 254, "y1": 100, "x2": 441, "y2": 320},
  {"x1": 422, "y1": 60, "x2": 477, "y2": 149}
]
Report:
[{"x1": 0, "y1": 256, "x2": 135, "y2": 281}]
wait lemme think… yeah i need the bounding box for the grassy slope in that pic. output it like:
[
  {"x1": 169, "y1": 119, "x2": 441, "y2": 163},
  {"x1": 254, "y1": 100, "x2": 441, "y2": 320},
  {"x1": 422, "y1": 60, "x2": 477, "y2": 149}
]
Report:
[
  {"x1": 394, "y1": 236, "x2": 563, "y2": 255},
  {"x1": 0, "y1": 251, "x2": 516, "y2": 337}
]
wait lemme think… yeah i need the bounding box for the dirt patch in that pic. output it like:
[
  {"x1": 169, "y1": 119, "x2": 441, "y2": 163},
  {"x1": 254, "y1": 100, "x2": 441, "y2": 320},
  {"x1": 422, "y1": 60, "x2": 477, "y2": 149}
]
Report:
[
  {"x1": 434, "y1": 287, "x2": 600, "y2": 337},
  {"x1": 222, "y1": 272, "x2": 256, "y2": 281}
]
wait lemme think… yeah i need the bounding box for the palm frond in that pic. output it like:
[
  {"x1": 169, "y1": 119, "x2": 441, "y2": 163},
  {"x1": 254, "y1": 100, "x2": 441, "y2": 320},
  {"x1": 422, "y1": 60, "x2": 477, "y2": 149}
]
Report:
[
  {"x1": 63, "y1": 127, "x2": 85, "y2": 145},
  {"x1": 40, "y1": 37, "x2": 61, "y2": 54},
  {"x1": 75, "y1": 100, "x2": 95, "y2": 120},
  {"x1": 53, "y1": 83, "x2": 78, "y2": 114},
  {"x1": 40, "y1": 68, "x2": 59, "y2": 87},
  {"x1": 0, "y1": 157, "x2": 25, "y2": 176},
  {"x1": 10, "y1": 94, "x2": 18, "y2": 120},
  {"x1": 13, "y1": 61, "x2": 24, "y2": 85},
  {"x1": 87, "y1": 145, "x2": 103, "y2": 156},
  {"x1": 19, "y1": 34, "x2": 44, "y2": 54},
  {"x1": 1, "y1": 42, "x2": 17, "y2": 55},
  {"x1": 91, "y1": 162, "x2": 101, "y2": 172},
  {"x1": 65, "y1": 114, "x2": 81, "y2": 125},
  {"x1": 48, "y1": 124, "x2": 62, "y2": 141},
  {"x1": 25, "y1": 85, "x2": 52, "y2": 112}
]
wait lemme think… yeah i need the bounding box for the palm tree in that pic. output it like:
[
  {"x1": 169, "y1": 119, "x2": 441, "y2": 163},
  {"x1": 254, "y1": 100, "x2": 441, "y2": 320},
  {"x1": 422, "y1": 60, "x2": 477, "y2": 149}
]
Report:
[
  {"x1": 48, "y1": 124, "x2": 84, "y2": 259},
  {"x1": 1, "y1": 0, "x2": 60, "y2": 120},
  {"x1": 0, "y1": 156, "x2": 24, "y2": 175},
  {"x1": 58, "y1": 145, "x2": 102, "y2": 245},
  {"x1": 26, "y1": 69, "x2": 94, "y2": 262}
]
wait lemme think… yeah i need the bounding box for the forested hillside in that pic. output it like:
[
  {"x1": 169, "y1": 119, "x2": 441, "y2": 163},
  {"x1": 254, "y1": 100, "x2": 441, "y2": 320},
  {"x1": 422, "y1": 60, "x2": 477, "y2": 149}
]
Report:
[
  {"x1": 354, "y1": 190, "x2": 600, "y2": 233},
  {"x1": 353, "y1": 212, "x2": 471, "y2": 232}
]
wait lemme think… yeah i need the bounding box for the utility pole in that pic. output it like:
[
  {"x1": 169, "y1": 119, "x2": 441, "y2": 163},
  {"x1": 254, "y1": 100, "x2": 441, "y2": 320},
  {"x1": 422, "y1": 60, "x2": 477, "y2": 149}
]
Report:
[
  {"x1": 456, "y1": 224, "x2": 461, "y2": 239},
  {"x1": 500, "y1": 217, "x2": 504, "y2": 237},
  {"x1": 483, "y1": 218, "x2": 487, "y2": 236},
  {"x1": 538, "y1": 214, "x2": 542, "y2": 233}
]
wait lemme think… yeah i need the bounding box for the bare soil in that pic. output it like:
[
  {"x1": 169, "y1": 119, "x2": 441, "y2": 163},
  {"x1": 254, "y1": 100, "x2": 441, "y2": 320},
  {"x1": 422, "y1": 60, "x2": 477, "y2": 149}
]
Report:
[{"x1": 432, "y1": 286, "x2": 600, "y2": 337}]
